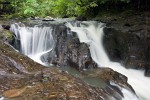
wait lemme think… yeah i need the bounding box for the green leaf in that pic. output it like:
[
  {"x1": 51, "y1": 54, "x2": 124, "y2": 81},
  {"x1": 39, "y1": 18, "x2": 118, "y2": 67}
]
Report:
[{"x1": 24, "y1": 7, "x2": 35, "y2": 14}]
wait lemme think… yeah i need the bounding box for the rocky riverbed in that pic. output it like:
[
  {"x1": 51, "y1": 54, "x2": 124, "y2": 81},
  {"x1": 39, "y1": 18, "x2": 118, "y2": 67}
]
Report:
[{"x1": 0, "y1": 19, "x2": 137, "y2": 99}]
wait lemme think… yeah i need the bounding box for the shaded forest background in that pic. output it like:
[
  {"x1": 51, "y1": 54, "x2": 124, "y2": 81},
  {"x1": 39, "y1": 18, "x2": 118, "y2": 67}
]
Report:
[{"x1": 0, "y1": 0, "x2": 149, "y2": 18}]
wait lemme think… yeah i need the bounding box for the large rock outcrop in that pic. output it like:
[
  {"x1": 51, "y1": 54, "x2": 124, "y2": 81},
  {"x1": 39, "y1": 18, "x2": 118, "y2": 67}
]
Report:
[
  {"x1": 40, "y1": 25, "x2": 98, "y2": 71},
  {"x1": 101, "y1": 11, "x2": 150, "y2": 76}
]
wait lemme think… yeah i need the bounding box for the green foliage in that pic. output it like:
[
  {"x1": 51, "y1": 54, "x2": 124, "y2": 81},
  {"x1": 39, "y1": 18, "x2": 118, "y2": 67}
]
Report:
[
  {"x1": 0, "y1": 0, "x2": 99, "y2": 17},
  {"x1": 98, "y1": 0, "x2": 130, "y2": 4},
  {"x1": 0, "y1": 0, "x2": 132, "y2": 18}
]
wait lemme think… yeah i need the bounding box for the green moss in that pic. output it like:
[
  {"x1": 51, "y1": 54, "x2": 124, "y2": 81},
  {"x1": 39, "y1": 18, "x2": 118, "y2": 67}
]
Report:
[{"x1": 0, "y1": 28, "x2": 14, "y2": 43}]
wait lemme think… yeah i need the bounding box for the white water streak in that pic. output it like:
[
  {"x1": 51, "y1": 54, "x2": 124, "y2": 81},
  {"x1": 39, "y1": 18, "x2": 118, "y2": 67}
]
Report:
[
  {"x1": 0, "y1": 97, "x2": 4, "y2": 100},
  {"x1": 10, "y1": 23, "x2": 54, "y2": 65},
  {"x1": 66, "y1": 21, "x2": 150, "y2": 100}
]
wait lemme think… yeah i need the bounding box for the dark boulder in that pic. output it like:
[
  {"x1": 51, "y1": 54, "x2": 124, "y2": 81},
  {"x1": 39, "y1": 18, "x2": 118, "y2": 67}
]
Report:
[
  {"x1": 2, "y1": 25, "x2": 10, "y2": 30},
  {"x1": 76, "y1": 16, "x2": 87, "y2": 21},
  {"x1": 103, "y1": 28, "x2": 129, "y2": 62},
  {"x1": 103, "y1": 26, "x2": 150, "y2": 76},
  {"x1": 49, "y1": 25, "x2": 97, "y2": 71}
]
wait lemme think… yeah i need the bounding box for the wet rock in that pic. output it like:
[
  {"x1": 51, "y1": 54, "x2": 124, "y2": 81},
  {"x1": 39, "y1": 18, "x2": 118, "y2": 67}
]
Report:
[
  {"x1": 103, "y1": 28, "x2": 129, "y2": 62},
  {"x1": 0, "y1": 27, "x2": 13, "y2": 43},
  {"x1": 0, "y1": 41, "x2": 116, "y2": 99},
  {"x1": 48, "y1": 25, "x2": 97, "y2": 71},
  {"x1": 76, "y1": 16, "x2": 87, "y2": 21},
  {"x1": 144, "y1": 39, "x2": 150, "y2": 76},
  {"x1": 145, "y1": 66, "x2": 150, "y2": 76},
  {"x1": 85, "y1": 68, "x2": 128, "y2": 86},
  {"x1": 67, "y1": 39, "x2": 97, "y2": 70},
  {"x1": 82, "y1": 68, "x2": 136, "y2": 99},
  {"x1": 0, "y1": 18, "x2": 140, "y2": 99},
  {"x1": 98, "y1": 12, "x2": 150, "y2": 75},
  {"x1": 1, "y1": 25, "x2": 10, "y2": 30},
  {"x1": 42, "y1": 17, "x2": 55, "y2": 21},
  {"x1": 0, "y1": 38, "x2": 137, "y2": 100},
  {"x1": 103, "y1": 27, "x2": 150, "y2": 76}
]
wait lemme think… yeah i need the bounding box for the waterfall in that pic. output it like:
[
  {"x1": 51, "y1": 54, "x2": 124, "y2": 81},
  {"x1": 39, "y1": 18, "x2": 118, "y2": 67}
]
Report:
[
  {"x1": 10, "y1": 21, "x2": 150, "y2": 100},
  {"x1": 66, "y1": 21, "x2": 150, "y2": 100},
  {"x1": 10, "y1": 23, "x2": 54, "y2": 66}
]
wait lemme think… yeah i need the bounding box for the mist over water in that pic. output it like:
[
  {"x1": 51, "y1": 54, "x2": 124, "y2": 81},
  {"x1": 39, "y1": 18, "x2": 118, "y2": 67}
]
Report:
[{"x1": 66, "y1": 21, "x2": 150, "y2": 100}]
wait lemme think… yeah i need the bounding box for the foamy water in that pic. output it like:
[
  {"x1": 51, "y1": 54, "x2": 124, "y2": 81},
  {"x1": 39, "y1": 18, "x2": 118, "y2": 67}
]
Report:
[
  {"x1": 66, "y1": 21, "x2": 150, "y2": 100},
  {"x1": 10, "y1": 23, "x2": 54, "y2": 66}
]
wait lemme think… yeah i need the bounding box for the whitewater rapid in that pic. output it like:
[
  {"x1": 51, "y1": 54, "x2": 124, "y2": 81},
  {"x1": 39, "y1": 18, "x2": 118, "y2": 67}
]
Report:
[
  {"x1": 10, "y1": 23, "x2": 54, "y2": 65},
  {"x1": 66, "y1": 21, "x2": 150, "y2": 100}
]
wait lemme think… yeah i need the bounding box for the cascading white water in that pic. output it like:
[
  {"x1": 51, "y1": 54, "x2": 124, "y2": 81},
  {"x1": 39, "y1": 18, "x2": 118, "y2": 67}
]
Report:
[
  {"x1": 10, "y1": 23, "x2": 54, "y2": 66},
  {"x1": 66, "y1": 21, "x2": 150, "y2": 100},
  {"x1": 9, "y1": 21, "x2": 150, "y2": 100}
]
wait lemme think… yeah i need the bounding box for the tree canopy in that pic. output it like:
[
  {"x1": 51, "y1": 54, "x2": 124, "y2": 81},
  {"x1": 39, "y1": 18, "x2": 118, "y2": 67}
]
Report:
[{"x1": 0, "y1": 0, "x2": 149, "y2": 18}]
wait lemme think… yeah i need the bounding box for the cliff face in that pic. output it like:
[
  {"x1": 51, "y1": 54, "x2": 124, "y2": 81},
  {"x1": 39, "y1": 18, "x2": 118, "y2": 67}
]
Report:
[{"x1": 101, "y1": 11, "x2": 150, "y2": 76}]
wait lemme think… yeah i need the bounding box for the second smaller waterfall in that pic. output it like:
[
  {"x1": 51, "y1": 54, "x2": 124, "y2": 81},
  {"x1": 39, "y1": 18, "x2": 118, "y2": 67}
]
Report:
[{"x1": 10, "y1": 23, "x2": 55, "y2": 65}]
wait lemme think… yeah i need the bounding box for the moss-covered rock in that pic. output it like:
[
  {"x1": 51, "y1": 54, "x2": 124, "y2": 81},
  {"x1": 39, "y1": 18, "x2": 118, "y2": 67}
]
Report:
[{"x1": 0, "y1": 27, "x2": 14, "y2": 43}]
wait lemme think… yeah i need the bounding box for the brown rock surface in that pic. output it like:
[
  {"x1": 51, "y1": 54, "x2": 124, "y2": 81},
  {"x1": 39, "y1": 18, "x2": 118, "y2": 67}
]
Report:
[
  {"x1": 0, "y1": 41, "x2": 104, "y2": 100},
  {"x1": 0, "y1": 20, "x2": 137, "y2": 100}
]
